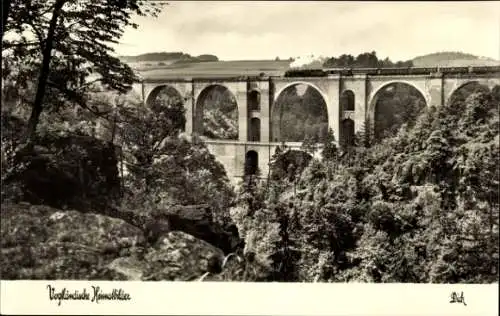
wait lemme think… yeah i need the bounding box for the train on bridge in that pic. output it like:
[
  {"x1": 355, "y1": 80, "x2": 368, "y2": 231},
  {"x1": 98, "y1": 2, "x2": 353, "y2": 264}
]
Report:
[{"x1": 284, "y1": 65, "x2": 500, "y2": 77}]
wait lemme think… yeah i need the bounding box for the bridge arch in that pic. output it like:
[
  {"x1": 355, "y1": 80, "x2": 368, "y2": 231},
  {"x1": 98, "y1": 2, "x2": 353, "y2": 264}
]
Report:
[
  {"x1": 368, "y1": 81, "x2": 428, "y2": 141},
  {"x1": 271, "y1": 81, "x2": 329, "y2": 142},
  {"x1": 446, "y1": 80, "x2": 490, "y2": 106},
  {"x1": 274, "y1": 81, "x2": 329, "y2": 105},
  {"x1": 195, "y1": 84, "x2": 239, "y2": 140},
  {"x1": 368, "y1": 80, "x2": 428, "y2": 112},
  {"x1": 145, "y1": 84, "x2": 184, "y2": 107}
]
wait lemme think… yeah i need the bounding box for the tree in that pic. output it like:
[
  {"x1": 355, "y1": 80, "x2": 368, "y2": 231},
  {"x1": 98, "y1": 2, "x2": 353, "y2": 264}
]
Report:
[
  {"x1": 119, "y1": 94, "x2": 185, "y2": 175},
  {"x1": 117, "y1": 91, "x2": 235, "y2": 226},
  {"x1": 2, "y1": 0, "x2": 166, "y2": 146},
  {"x1": 321, "y1": 128, "x2": 338, "y2": 160},
  {"x1": 322, "y1": 51, "x2": 414, "y2": 69},
  {"x1": 301, "y1": 135, "x2": 316, "y2": 155}
]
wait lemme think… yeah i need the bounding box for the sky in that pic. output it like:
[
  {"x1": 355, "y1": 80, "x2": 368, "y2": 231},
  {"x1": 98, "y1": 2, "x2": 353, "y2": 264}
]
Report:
[{"x1": 115, "y1": 1, "x2": 500, "y2": 61}]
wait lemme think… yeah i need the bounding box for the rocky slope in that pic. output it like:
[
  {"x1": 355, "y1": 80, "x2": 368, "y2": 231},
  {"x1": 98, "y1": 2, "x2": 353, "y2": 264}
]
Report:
[
  {"x1": 0, "y1": 203, "x2": 247, "y2": 281},
  {"x1": 0, "y1": 128, "x2": 246, "y2": 281}
]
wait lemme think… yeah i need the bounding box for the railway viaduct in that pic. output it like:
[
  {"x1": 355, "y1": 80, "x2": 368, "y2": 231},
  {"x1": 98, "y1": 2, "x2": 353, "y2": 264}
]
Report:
[{"x1": 140, "y1": 66, "x2": 500, "y2": 182}]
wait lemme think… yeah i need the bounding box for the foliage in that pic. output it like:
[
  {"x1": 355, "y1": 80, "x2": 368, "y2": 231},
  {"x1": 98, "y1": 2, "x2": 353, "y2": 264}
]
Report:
[
  {"x1": 374, "y1": 83, "x2": 427, "y2": 140},
  {"x1": 229, "y1": 176, "x2": 293, "y2": 281},
  {"x1": 1, "y1": 125, "x2": 121, "y2": 212},
  {"x1": 1, "y1": 0, "x2": 246, "y2": 282},
  {"x1": 231, "y1": 88, "x2": 499, "y2": 283},
  {"x1": 269, "y1": 147, "x2": 313, "y2": 182},
  {"x1": 115, "y1": 92, "x2": 235, "y2": 227},
  {"x1": 321, "y1": 128, "x2": 338, "y2": 161}
]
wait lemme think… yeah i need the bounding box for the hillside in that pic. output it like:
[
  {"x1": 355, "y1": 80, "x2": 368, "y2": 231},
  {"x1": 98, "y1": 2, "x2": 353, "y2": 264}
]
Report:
[
  {"x1": 412, "y1": 51, "x2": 500, "y2": 67},
  {"x1": 120, "y1": 52, "x2": 220, "y2": 71},
  {"x1": 120, "y1": 52, "x2": 219, "y2": 63},
  {"x1": 134, "y1": 60, "x2": 292, "y2": 79}
]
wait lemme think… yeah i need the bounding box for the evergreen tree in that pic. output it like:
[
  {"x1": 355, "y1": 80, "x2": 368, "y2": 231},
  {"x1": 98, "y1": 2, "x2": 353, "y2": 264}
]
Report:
[{"x1": 321, "y1": 128, "x2": 338, "y2": 160}]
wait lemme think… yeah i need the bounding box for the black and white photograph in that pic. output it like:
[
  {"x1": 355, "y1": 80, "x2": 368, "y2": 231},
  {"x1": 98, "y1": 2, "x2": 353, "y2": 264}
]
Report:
[{"x1": 1, "y1": 0, "x2": 499, "y2": 311}]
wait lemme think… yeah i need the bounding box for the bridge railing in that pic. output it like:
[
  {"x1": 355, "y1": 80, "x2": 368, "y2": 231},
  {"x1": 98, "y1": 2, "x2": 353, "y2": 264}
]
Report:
[{"x1": 287, "y1": 66, "x2": 500, "y2": 77}]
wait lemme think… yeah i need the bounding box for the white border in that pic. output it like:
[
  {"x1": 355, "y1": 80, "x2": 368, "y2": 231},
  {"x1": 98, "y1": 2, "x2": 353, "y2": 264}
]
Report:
[{"x1": 1, "y1": 281, "x2": 498, "y2": 315}]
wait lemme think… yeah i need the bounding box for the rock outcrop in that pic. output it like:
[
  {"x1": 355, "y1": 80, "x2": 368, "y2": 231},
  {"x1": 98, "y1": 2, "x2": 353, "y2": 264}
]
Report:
[
  {"x1": 144, "y1": 231, "x2": 224, "y2": 281},
  {"x1": 65, "y1": 203, "x2": 242, "y2": 256},
  {"x1": 1, "y1": 203, "x2": 143, "y2": 279},
  {"x1": 143, "y1": 204, "x2": 242, "y2": 254},
  {"x1": 1, "y1": 203, "x2": 236, "y2": 281},
  {"x1": 106, "y1": 231, "x2": 227, "y2": 281}
]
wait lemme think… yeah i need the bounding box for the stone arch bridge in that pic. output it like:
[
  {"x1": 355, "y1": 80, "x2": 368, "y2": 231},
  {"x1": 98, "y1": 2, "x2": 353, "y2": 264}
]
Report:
[{"x1": 140, "y1": 66, "x2": 500, "y2": 182}]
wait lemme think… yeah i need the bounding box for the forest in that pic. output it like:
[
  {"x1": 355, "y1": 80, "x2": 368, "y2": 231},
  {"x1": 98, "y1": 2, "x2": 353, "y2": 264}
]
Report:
[
  {"x1": 234, "y1": 82, "x2": 499, "y2": 282},
  {"x1": 1, "y1": 0, "x2": 499, "y2": 282}
]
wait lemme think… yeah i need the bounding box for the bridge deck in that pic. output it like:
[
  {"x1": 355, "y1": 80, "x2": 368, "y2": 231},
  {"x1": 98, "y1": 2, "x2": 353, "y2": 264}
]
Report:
[{"x1": 141, "y1": 66, "x2": 500, "y2": 82}]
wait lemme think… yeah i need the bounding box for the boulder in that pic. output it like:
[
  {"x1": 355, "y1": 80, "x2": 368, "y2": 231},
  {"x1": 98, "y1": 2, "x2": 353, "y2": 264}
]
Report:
[
  {"x1": 141, "y1": 231, "x2": 225, "y2": 281},
  {"x1": 0, "y1": 203, "x2": 144, "y2": 280},
  {"x1": 144, "y1": 204, "x2": 242, "y2": 255},
  {"x1": 107, "y1": 256, "x2": 149, "y2": 280},
  {"x1": 201, "y1": 252, "x2": 272, "y2": 282},
  {"x1": 106, "y1": 231, "x2": 232, "y2": 281}
]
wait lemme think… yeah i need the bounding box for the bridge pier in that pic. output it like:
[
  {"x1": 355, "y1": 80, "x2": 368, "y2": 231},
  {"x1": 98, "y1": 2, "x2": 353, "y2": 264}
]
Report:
[
  {"x1": 257, "y1": 81, "x2": 271, "y2": 143},
  {"x1": 235, "y1": 84, "x2": 248, "y2": 142}
]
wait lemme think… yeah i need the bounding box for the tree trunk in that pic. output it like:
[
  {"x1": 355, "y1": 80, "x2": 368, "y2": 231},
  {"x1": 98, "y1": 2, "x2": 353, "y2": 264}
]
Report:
[
  {"x1": 1, "y1": 0, "x2": 11, "y2": 44},
  {"x1": 24, "y1": 0, "x2": 66, "y2": 146}
]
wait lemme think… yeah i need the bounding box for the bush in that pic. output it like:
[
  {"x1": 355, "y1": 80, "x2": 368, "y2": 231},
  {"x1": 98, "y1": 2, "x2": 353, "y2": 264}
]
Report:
[{"x1": 2, "y1": 132, "x2": 121, "y2": 212}]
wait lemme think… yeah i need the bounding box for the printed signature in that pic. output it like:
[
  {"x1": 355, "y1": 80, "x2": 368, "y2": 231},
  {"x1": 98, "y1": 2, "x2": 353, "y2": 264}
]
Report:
[{"x1": 449, "y1": 291, "x2": 467, "y2": 306}]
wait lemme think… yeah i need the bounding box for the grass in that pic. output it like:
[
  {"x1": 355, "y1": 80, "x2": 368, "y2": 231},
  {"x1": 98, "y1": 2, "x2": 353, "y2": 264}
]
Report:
[{"x1": 131, "y1": 60, "x2": 293, "y2": 79}]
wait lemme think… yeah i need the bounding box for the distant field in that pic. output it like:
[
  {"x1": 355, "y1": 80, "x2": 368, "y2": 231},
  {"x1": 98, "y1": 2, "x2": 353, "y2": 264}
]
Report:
[
  {"x1": 412, "y1": 58, "x2": 500, "y2": 67},
  {"x1": 132, "y1": 60, "x2": 292, "y2": 79}
]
